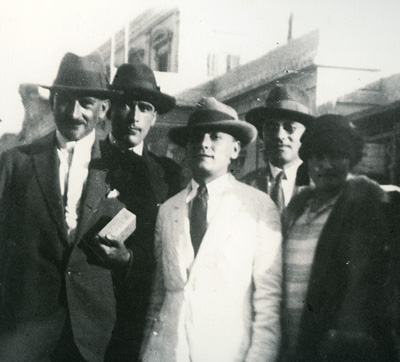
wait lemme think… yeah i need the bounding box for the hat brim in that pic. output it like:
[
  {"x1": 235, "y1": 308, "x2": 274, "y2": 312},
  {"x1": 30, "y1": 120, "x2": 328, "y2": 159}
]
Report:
[
  {"x1": 168, "y1": 120, "x2": 257, "y2": 148},
  {"x1": 109, "y1": 87, "x2": 176, "y2": 114},
  {"x1": 246, "y1": 107, "x2": 314, "y2": 135},
  {"x1": 40, "y1": 84, "x2": 121, "y2": 99}
]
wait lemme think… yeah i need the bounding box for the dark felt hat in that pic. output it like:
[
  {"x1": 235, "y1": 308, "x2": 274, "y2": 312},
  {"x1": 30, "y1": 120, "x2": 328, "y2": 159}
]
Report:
[
  {"x1": 109, "y1": 63, "x2": 176, "y2": 114},
  {"x1": 168, "y1": 97, "x2": 257, "y2": 147},
  {"x1": 246, "y1": 84, "x2": 314, "y2": 134},
  {"x1": 41, "y1": 52, "x2": 115, "y2": 98}
]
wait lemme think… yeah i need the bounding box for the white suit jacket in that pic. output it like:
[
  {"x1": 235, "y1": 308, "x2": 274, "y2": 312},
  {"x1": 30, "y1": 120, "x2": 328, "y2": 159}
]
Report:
[{"x1": 142, "y1": 175, "x2": 282, "y2": 362}]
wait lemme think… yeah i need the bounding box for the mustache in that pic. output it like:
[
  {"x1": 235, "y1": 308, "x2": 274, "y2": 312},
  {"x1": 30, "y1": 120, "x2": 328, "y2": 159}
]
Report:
[{"x1": 58, "y1": 116, "x2": 86, "y2": 125}]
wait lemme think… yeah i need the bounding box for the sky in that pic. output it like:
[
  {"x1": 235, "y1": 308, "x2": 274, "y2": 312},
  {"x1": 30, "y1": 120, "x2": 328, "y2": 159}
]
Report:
[{"x1": 1, "y1": 0, "x2": 400, "y2": 136}]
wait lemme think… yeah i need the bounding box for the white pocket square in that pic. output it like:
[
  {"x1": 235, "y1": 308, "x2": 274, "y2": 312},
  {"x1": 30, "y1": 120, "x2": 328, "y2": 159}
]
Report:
[{"x1": 107, "y1": 189, "x2": 120, "y2": 199}]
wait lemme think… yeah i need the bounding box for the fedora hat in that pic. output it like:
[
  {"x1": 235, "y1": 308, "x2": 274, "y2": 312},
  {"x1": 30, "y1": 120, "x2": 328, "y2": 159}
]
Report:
[
  {"x1": 168, "y1": 97, "x2": 257, "y2": 147},
  {"x1": 41, "y1": 52, "x2": 115, "y2": 98},
  {"x1": 246, "y1": 84, "x2": 314, "y2": 134},
  {"x1": 109, "y1": 63, "x2": 176, "y2": 114}
]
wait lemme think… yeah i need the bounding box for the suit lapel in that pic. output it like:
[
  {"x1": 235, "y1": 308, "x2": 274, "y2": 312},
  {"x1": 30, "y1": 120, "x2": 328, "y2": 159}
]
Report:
[
  {"x1": 142, "y1": 147, "x2": 168, "y2": 205},
  {"x1": 169, "y1": 189, "x2": 193, "y2": 283},
  {"x1": 74, "y1": 140, "x2": 109, "y2": 244},
  {"x1": 32, "y1": 133, "x2": 69, "y2": 243}
]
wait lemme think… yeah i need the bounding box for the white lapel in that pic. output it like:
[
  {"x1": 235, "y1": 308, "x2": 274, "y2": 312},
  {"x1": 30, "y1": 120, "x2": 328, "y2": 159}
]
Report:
[{"x1": 163, "y1": 187, "x2": 194, "y2": 287}]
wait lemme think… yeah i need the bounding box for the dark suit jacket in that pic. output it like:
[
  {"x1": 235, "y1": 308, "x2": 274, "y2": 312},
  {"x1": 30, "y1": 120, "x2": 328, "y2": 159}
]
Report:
[
  {"x1": 99, "y1": 139, "x2": 185, "y2": 362},
  {"x1": 281, "y1": 176, "x2": 396, "y2": 362},
  {"x1": 0, "y1": 133, "x2": 184, "y2": 362},
  {"x1": 241, "y1": 162, "x2": 310, "y2": 198}
]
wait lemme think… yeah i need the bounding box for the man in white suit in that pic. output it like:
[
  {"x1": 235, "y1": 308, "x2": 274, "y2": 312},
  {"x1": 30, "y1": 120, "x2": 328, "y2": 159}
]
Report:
[{"x1": 142, "y1": 97, "x2": 282, "y2": 362}]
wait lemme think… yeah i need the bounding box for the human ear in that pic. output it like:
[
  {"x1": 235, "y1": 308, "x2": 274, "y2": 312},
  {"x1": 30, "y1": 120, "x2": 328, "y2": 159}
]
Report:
[
  {"x1": 230, "y1": 140, "x2": 241, "y2": 160},
  {"x1": 100, "y1": 99, "x2": 111, "y2": 118}
]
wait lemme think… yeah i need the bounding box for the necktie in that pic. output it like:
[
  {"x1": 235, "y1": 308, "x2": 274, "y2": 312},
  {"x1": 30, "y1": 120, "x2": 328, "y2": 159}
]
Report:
[
  {"x1": 64, "y1": 145, "x2": 80, "y2": 241},
  {"x1": 190, "y1": 185, "x2": 208, "y2": 256},
  {"x1": 270, "y1": 170, "x2": 286, "y2": 212}
]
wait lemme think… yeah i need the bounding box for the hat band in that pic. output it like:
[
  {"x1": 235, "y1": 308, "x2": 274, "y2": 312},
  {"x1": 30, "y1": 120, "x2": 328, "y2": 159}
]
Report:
[
  {"x1": 265, "y1": 99, "x2": 311, "y2": 115},
  {"x1": 54, "y1": 69, "x2": 108, "y2": 89},
  {"x1": 188, "y1": 110, "x2": 236, "y2": 125},
  {"x1": 111, "y1": 80, "x2": 159, "y2": 92}
]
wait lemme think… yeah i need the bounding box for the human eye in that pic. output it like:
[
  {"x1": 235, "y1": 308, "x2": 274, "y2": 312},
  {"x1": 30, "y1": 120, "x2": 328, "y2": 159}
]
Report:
[
  {"x1": 137, "y1": 101, "x2": 155, "y2": 113},
  {"x1": 283, "y1": 122, "x2": 296, "y2": 133},
  {"x1": 265, "y1": 123, "x2": 279, "y2": 133},
  {"x1": 54, "y1": 92, "x2": 69, "y2": 106},
  {"x1": 209, "y1": 131, "x2": 221, "y2": 140},
  {"x1": 116, "y1": 101, "x2": 130, "y2": 111},
  {"x1": 78, "y1": 97, "x2": 96, "y2": 109}
]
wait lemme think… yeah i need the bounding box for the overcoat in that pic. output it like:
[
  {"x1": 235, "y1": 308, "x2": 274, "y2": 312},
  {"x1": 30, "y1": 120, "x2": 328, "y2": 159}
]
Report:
[
  {"x1": 0, "y1": 132, "x2": 183, "y2": 362},
  {"x1": 281, "y1": 176, "x2": 396, "y2": 362},
  {"x1": 143, "y1": 175, "x2": 282, "y2": 362}
]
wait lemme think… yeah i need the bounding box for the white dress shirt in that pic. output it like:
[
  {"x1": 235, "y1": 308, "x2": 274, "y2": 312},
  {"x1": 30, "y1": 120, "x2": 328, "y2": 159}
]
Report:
[
  {"x1": 56, "y1": 130, "x2": 95, "y2": 239},
  {"x1": 186, "y1": 173, "x2": 230, "y2": 225},
  {"x1": 269, "y1": 159, "x2": 303, "y2": 207}
]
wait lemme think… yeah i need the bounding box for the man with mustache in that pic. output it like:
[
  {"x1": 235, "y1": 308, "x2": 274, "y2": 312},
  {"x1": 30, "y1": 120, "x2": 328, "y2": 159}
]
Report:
[
  {"x1": 242, "y1": 84, "x2": 313, "y2": 212},
  {"x1": 142, "y1": 97, "x2": 282, "y2": 362},
  {"x1": 103, "y1": 63, "x2": 185, "y2": 361},
  {"x1": 0, "y1": 52, "x2": 136, "y2": 361}
]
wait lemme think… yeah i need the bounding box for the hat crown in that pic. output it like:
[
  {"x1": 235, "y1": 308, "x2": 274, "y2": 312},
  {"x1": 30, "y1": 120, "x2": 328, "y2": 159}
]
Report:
[
  {"x1": 188, "y1": 97, "x2": 237, "y2": 125},
  {"x1": 111, "y1": 63, "x2": 159, "y2": 92},
  {"x1": 168, "y1": 97, "x2": 257, "y2": 147},
  {"x1": 264, "y1": 84, "x2": 311, "y2": 115},
  {"x1": 53, "y1": 52, "x2": 109, "y2": 90}
]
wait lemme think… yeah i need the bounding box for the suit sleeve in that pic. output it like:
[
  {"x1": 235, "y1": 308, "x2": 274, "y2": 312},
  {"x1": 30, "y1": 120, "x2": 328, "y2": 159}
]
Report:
[
  {"x1": 246, "y1": 200, "x2": 282, "y2": 362},
  {"x1": 140, "y1": 207, "x2": 166, "y2": 357}
]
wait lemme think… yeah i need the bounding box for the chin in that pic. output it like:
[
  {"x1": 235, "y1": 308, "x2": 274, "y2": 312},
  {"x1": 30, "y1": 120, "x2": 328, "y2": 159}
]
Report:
[{"x1": 124, "y1": 135, "x2": 141, "y2": 147}]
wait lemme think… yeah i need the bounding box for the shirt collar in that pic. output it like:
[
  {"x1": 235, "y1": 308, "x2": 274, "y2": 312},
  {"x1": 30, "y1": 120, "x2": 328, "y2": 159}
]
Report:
[
  {"x1": 56, "y1": 129, "x2": 95, "y2": 152},
  {"x1": 109, "y1": 133, "x2": 144, "y2": 156},
  {"x1": 269, "y1": 159, "x2": 303, "y2": 182},
  {"x1": 186, "y1": 173, "x2": 231, "y2": 203}
]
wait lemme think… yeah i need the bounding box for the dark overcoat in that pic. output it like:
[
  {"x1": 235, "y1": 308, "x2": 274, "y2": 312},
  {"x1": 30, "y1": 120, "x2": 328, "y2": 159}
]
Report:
[{"x1": 100, "y1": 138, "x2": 185, "y2": 362}]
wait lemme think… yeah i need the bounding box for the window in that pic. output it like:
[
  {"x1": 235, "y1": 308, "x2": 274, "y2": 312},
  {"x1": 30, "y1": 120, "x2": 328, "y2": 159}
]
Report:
[
  {"x1": 151, "y1": 29, "x2": 172, "y2": 72},
  {"x1": 128, "y1": 48, "x2": 145, "y2": 65}
]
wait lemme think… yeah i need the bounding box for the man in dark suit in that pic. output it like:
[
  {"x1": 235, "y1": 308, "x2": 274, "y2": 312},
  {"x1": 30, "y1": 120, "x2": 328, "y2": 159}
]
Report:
[
  {"x1": 242, "y1": 84, "x2": 313, "y2": 211},
  {"x1": 0, "y1": 53, "x2": 181, "y2": 362},
  {"x1": 102, "y1": 63, "x2": 185, "y2": 362}
]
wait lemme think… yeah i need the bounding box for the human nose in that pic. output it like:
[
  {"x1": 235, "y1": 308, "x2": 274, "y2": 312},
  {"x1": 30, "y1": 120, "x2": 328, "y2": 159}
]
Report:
[
  {"x1": 69, "y1": 100, "x2": 82, "y2": 119},
  {"x1": 276, "y1": 125, "x2": 288, "y2": 140},
  {"x1": 200, "y1": 133, "x2": 212, "y2": 149},
  {"x1": 126, "y1": 103, "x2": 142, "y2": 123}
]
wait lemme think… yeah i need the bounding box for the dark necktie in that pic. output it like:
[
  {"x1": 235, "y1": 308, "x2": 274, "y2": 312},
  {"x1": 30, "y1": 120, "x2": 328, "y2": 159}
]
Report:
[
  {"x1": 190, "y1": 185, "x2": 208, "y2": 256},
  {"x1": 270, "y1": 170, "x2": 286, "y2": 212}
]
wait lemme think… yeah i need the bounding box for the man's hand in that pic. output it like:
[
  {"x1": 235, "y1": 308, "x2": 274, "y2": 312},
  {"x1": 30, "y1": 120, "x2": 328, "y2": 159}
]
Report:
[{"x1": 93, "y1": 234, "x2": 131, "y2": 270}]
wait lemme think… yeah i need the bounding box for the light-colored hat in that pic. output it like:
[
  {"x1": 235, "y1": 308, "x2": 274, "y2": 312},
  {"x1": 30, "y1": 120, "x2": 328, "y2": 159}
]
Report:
[
  {"x1": 168, "y1": 97, "x2": 257, "y2": 147},
  {"x1": 246, "y1": 84, "x2": 314, "y2": 135}
]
